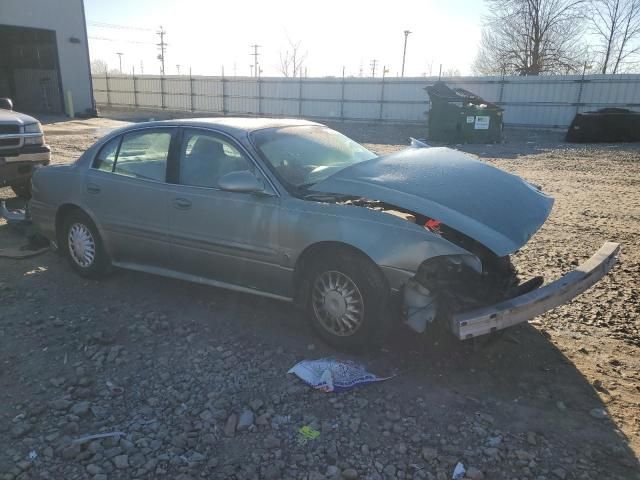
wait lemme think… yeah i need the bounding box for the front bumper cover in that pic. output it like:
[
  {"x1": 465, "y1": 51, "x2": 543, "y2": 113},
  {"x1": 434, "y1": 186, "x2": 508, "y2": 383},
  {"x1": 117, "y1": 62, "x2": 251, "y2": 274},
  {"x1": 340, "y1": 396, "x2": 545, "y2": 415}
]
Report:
[
  {"x1": 450, "y1": 242, "x2": 620, "y2": 339},
  {"x1": 0, "y1": 145, "x2": 51, "y2": 186}
]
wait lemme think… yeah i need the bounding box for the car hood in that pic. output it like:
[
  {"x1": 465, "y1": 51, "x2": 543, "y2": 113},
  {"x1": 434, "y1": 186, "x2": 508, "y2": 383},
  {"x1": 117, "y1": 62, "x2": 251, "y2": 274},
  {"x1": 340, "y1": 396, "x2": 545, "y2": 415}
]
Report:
[
  {"x1": 0, "y1": 109, "x2": 39, "y2": 125},
  {"x1": 310, "y1": 147, "x2": 554, "y2": 256}
]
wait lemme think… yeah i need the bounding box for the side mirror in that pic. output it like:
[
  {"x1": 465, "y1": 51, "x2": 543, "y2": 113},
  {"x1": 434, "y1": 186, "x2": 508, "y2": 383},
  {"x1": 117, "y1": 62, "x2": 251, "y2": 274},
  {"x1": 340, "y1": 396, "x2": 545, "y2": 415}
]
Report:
[
  {"x1": 0, "y1": 98, "x2": 13, "y2": 110},
  {"x1": 217, "y1": 170, "x2": 265, "y2": 193}
]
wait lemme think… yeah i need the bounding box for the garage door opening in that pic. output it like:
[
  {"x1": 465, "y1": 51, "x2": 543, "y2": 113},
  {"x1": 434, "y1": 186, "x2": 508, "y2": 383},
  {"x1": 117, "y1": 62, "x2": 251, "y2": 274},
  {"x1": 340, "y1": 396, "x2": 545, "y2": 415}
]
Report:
[{"x1": 0, "y1": 24, "x2": 63, "y2": 113}]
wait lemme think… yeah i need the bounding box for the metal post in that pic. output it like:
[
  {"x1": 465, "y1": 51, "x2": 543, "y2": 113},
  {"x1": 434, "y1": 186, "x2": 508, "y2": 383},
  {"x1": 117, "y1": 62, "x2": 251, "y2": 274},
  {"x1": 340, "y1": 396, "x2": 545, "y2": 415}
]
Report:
[
  {"x1": 498, "y1": 71, "x2": 505, "y2": 105},
  {"x1": 340, "y1": 66, "x2": 346, "y2": 120},
  {"x1": 221, "y1": 66, "x2": 227, "y2": 115},
  {"x1": 189, "y1": 68, "x2": 195, "y2": 113},
  {"x1": 379, "y1": 68, "x2": 387, "y2": 120},
  {"x1": 576, "y1": 66, "x2": 587, "y2": 115},
  {"x1": 298, "y1": 76, "x2": 303, "y2": 117},
  {"x1": 160, "y1": 73, "x2": 166, "y2": 110},
  {"x1": 105, "y1": 71, "x2": 111, "y2": 106},
  {"x1": 257, "y1": 75, "x2": 262, "y2": 115},
  {"x1": 132, "y1": 67, "x2": 138, "y2": 109}
]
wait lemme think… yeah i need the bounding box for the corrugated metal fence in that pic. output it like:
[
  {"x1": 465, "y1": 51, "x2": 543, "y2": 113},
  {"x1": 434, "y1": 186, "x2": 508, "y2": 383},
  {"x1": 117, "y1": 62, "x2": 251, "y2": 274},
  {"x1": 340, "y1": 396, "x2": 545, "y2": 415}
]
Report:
[{"x1": 92, "y1": 73, "x2": 640, "y2": 128}]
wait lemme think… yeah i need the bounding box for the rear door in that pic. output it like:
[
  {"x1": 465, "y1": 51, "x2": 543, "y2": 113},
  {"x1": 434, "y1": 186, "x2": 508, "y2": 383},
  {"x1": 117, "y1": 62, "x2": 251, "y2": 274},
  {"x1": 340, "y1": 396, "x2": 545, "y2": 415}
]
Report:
[
  {"x1": 166, "y1": 128, "x2": 286, "y2": 295},
  {"x1": 82, "y1": 127, "x2": 177, "y2": 267}
]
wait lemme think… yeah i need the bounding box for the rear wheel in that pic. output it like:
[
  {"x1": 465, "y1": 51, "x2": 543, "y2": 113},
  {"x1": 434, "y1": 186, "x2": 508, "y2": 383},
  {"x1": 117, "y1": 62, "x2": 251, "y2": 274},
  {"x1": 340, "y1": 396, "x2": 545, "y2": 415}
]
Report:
[
  {"x1": 62, "y1": 210, "x2": 110, "y2": 278},
  {"x1": 305, "y1": 251, "x2": 392, "y2": 351}
]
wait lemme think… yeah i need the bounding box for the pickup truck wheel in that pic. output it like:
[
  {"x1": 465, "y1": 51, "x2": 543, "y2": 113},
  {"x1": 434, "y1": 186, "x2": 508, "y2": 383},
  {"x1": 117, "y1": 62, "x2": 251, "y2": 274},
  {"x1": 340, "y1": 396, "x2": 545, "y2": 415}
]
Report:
[
  {"x1": 11, "y1": 184, "x2": 31, "y2": 199},
  {"x1": 305, "y1": 251, "x2": 391, "y2": 351},
  {"x1": 62, "y1": 211, "x2": 110, "y2": 278}
]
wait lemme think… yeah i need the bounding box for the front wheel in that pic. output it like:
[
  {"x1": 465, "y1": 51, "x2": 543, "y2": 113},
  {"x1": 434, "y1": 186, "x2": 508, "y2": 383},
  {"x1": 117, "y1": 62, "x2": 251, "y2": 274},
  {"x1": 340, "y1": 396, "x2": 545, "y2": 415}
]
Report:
[
  {"x1": 305, "y1": 251, "x2": 392, "y2": 351},
  {"x1": 62, "y1": 211, "x2": 110, "y2": 278}
]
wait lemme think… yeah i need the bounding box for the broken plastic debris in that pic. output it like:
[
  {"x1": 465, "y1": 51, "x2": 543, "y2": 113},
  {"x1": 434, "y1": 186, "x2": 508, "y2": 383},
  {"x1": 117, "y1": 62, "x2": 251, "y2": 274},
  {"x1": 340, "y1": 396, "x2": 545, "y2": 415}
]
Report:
[
  {"x1": 288, "y1": 358, "x2": 392, "y2": 393},
  {"x1": 106, "y1": 381, "x2": 124, "y2": 396},
  {"x1": 27, "y1": 450, "x2": 37, "y2": 461},
  {"x1": 299, "y1": 425, "x2": 321, "y2": 440},
  {"x1": 297, "y1": 425, "x2": 321, "y2": 445},
  {"x1": 72, "y1": 431, "x2": 125, "y2": 444},
  {"x1": 452, "y1": 462, "x2": 466, "y2": 479}
]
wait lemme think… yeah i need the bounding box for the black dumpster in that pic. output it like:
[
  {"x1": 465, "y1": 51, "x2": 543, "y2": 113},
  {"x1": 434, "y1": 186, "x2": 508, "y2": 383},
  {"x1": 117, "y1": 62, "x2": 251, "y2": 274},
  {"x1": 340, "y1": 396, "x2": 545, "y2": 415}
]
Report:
[
  {"x1": 426, "y1": 82, "x2": 503, "y2": 143},
  {"x1": 566, "y1": 108, "x2": 640, "y2": 143}
]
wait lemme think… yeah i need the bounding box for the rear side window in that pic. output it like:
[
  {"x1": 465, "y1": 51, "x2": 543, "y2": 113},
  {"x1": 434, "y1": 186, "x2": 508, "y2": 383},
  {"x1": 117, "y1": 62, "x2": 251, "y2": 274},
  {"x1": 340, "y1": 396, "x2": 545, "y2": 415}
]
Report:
[
  {"x1": 94, "y1": 137, "x2": 120, "y2": 172},
  {"x1": 92, "y1": 129, "x2": 173, "y2": 182}
]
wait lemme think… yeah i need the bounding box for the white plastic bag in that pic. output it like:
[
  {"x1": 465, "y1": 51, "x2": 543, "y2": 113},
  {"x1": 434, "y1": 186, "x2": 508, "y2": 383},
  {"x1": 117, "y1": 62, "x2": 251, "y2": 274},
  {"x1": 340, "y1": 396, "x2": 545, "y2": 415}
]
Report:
[{"x1": 288, "y1": 358, "x2": 391, "y2": 392}]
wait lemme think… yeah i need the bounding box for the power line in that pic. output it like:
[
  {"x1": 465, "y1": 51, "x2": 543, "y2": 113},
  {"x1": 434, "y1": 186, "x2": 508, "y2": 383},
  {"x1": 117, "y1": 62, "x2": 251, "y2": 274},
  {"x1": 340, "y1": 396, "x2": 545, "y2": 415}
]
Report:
[
  {"x1": 88, "y1": 21, "x2": 153, "y2": 32},
  {"x1": 88, "y1": 36, "x2": 154, "y2": 45},
  {"x1": 250, "y1": 44, "x2": 260, "y2": 78},
  {"x1": 157, "y1": 26, "x2": 167, "y2": 75}
]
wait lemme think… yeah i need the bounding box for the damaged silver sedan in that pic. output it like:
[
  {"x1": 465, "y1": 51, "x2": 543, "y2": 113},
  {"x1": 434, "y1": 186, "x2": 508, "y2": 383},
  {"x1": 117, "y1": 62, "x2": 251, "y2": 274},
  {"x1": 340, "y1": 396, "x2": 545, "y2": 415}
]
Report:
[{"x1": 26, "y1": 118, "x2": 620, "y2": 350}]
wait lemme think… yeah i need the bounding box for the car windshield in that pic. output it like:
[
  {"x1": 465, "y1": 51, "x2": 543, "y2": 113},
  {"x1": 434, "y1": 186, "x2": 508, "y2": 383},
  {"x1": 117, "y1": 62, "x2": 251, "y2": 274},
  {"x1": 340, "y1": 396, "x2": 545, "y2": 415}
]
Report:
[{"x1": 250, "y1": 125, "x2": 377, "y2": 189}]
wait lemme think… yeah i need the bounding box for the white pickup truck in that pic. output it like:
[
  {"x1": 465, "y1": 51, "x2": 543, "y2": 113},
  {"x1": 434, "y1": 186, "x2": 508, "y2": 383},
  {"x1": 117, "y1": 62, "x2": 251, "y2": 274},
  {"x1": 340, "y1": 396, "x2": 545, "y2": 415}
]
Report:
[{"x1": 0, "y1": 98, "x2": 51, "y2": 198}]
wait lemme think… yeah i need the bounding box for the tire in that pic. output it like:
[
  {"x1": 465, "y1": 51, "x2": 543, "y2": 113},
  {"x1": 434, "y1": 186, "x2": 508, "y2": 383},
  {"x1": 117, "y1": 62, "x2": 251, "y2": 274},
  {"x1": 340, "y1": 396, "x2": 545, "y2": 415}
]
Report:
[
  {"x1": 11, "y1": 183, "x2": 31, "y2": 199},
  {"x1": 305, "y1": 250, "x2": 392, "y2": 351},
  {"x1": 62, "y1": 210, "x2": 110, "y2": 278}
]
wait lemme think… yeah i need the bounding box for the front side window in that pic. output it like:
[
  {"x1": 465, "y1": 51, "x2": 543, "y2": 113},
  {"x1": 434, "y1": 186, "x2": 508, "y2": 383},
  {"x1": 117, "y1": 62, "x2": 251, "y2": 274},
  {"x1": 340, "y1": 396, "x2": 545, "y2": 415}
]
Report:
[
  {"x1": 92, "y1": 129, "x2": 172, "y2": 182},
  {"x1": 250, "y1": 126, "x2": 376, "y2": 189},
  {"x1": 179, "y1": 129, "x2": 254, "y2": 189}
]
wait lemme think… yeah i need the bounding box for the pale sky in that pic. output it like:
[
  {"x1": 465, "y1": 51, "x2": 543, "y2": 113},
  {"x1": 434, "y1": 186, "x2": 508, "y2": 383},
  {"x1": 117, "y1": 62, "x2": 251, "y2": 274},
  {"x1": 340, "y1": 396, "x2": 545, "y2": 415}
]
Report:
[{"x1": 85, "y1": 0, "x2": 486, "y2": 77}]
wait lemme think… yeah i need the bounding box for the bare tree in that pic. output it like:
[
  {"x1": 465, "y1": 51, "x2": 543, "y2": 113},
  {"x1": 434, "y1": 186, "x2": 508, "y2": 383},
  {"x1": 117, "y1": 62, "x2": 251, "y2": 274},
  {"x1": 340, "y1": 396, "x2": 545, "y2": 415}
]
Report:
[
  {"x1": 277, "y1": 38, "x2": 308, "y2": 77},
  {"x1": 441, "y1": 67, "x2": 462, "y2": 76},
  {"x1": 473, "y1": 0, "x2": 587, "y2": 75},
  {"x1": 590, "y1": 0, "x2": 640, "y2": 73},
  {"x1": 90, "y1": 59, "x2": 108, "y2": 74}
]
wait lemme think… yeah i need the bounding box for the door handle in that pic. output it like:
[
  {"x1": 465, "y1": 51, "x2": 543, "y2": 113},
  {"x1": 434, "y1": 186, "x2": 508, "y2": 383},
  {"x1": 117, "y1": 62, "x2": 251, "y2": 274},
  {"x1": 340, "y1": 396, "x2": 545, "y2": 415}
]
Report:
[
  {"x1": 86, "y1": 183, "x2": 101, "y2": 194},
  {"x1": 172, "y1": 198, "x2": 192, "y2": 210}
]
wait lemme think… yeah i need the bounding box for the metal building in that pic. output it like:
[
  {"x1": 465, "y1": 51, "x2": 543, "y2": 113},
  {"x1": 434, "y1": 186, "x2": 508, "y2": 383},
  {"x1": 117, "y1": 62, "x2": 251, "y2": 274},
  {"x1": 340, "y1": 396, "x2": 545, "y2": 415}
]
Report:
[{"x1": 0, "y1": 0, "x2": 94, "y2": 115}]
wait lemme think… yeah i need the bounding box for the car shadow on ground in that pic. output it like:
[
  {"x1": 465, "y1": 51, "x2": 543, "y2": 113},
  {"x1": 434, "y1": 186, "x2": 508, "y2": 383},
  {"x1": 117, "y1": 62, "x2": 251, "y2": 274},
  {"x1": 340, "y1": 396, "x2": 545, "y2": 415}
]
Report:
[{"x1": 2, "y1": 244, "x2": 638, "y2": 477}]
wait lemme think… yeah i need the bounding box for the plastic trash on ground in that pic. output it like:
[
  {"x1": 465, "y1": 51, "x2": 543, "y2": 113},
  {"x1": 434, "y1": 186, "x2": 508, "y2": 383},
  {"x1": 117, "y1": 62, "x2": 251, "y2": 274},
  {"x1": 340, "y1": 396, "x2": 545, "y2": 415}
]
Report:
[
  {"x1": 288, "y1": 358, "x2": 391, "y2": 393},
  {"x1": 452, "y1": 462, "x2": 466, "y2": 479}
]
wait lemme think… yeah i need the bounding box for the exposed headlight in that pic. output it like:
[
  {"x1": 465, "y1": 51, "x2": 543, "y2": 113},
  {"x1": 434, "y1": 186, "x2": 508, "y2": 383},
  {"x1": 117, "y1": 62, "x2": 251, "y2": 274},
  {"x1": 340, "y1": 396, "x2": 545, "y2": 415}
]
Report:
[
  {"x1": 24, "y1": 135, "x2": 44, "y2": 145},
  {"x1": 23, "y1": 122, "x2": 44, "y2": 145},
  {"x1": 24, "y1": 123, "x2": 43, "y2": 134}
]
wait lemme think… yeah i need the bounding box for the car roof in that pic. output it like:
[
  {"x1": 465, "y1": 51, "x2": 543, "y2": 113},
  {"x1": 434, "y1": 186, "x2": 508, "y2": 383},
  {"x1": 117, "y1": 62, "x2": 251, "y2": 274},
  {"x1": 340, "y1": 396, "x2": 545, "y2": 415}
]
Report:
[{"x1": 148, "y1": 117, "x2": 324, "y2": 135}]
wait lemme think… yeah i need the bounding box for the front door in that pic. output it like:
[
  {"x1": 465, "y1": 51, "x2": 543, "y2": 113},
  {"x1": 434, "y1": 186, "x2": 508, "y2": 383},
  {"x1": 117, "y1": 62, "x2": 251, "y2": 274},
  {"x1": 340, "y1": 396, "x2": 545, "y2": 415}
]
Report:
[
  {"x1": 167, "y1": 128, "x2": 286, "y2": 296},
  {"x1": 82, "y1": 127, "x2": 176, "y2": 267}
]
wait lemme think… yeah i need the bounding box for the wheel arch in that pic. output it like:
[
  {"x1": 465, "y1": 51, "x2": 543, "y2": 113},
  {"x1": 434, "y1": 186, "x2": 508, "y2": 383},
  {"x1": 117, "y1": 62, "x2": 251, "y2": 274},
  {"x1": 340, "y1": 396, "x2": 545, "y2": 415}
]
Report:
[
  {"x1": 292, "y1": 240, "x2": 386, "y2": 307},
  {"x1": 55, "y1": 203, "x2": 105, "y2": 251}
]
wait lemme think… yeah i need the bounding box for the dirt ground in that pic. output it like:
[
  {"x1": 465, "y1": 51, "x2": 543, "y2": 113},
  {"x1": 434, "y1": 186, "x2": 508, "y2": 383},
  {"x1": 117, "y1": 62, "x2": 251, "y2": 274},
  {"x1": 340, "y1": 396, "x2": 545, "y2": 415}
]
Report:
[{"x1": 0, "y1": 111, "x2": 639, "y2": 480}]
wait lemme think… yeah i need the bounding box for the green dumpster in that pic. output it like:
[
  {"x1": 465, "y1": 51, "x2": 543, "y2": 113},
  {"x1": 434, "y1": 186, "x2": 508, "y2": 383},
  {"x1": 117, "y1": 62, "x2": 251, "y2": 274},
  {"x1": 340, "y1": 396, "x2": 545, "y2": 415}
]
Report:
[{"x1": 425, "y1": 82, "x2": 503, "y2": 144}]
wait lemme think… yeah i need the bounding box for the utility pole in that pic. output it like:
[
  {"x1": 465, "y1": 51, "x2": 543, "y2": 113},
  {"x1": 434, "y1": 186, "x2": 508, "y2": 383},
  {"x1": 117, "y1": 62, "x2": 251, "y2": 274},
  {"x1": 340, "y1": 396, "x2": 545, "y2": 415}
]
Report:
[
  {"x1": 140, "y1": 60, "x2": 144, "y2": 75},
  {"x1": 249, "y1": 64, "x2": 254, "y2": 77},
  {"x1": 401, "y1": 30, "x2": 411, "y2": 77},
  {"x1": 370, "y1": 59, "x2": 378, "y2": 77},
  {"x1": 156, "y1": 26, "x2": 167, "y2": 75},
  {"x1": 176, "y1": 64, "x2": 180, "y2": 75},
  {"x1": 250, "y1": 44, "x2": 260, "y2": 78},
  {"x1": 116, "y1": 52, "x2": 123, "y2": 73}
]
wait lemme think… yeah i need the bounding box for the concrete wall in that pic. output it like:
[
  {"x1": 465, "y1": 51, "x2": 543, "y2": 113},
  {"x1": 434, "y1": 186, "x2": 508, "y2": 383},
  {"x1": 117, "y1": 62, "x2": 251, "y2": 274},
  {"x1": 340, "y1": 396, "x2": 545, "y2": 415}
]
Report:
[
  {"x1": 94, "y1": 73, "x2": 640, "y2": 128},
  {"x1": 0, "y1": 0, "x2": 94, "y2": 113}
]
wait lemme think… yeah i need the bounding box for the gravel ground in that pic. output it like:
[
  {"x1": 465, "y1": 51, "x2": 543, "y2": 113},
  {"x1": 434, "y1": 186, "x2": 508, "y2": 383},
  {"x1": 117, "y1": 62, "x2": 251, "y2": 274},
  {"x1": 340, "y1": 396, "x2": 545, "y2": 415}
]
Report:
[{"x1": 0, "y1": 112, "x2": 639, "y2": 480}]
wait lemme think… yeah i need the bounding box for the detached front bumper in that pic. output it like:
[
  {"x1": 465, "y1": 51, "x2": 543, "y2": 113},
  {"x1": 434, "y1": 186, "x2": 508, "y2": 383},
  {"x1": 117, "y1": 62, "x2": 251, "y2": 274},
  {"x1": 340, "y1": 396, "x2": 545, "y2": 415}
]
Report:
[{"x1": 450, "y1": 242, "x2": 621, "y2": 339}]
